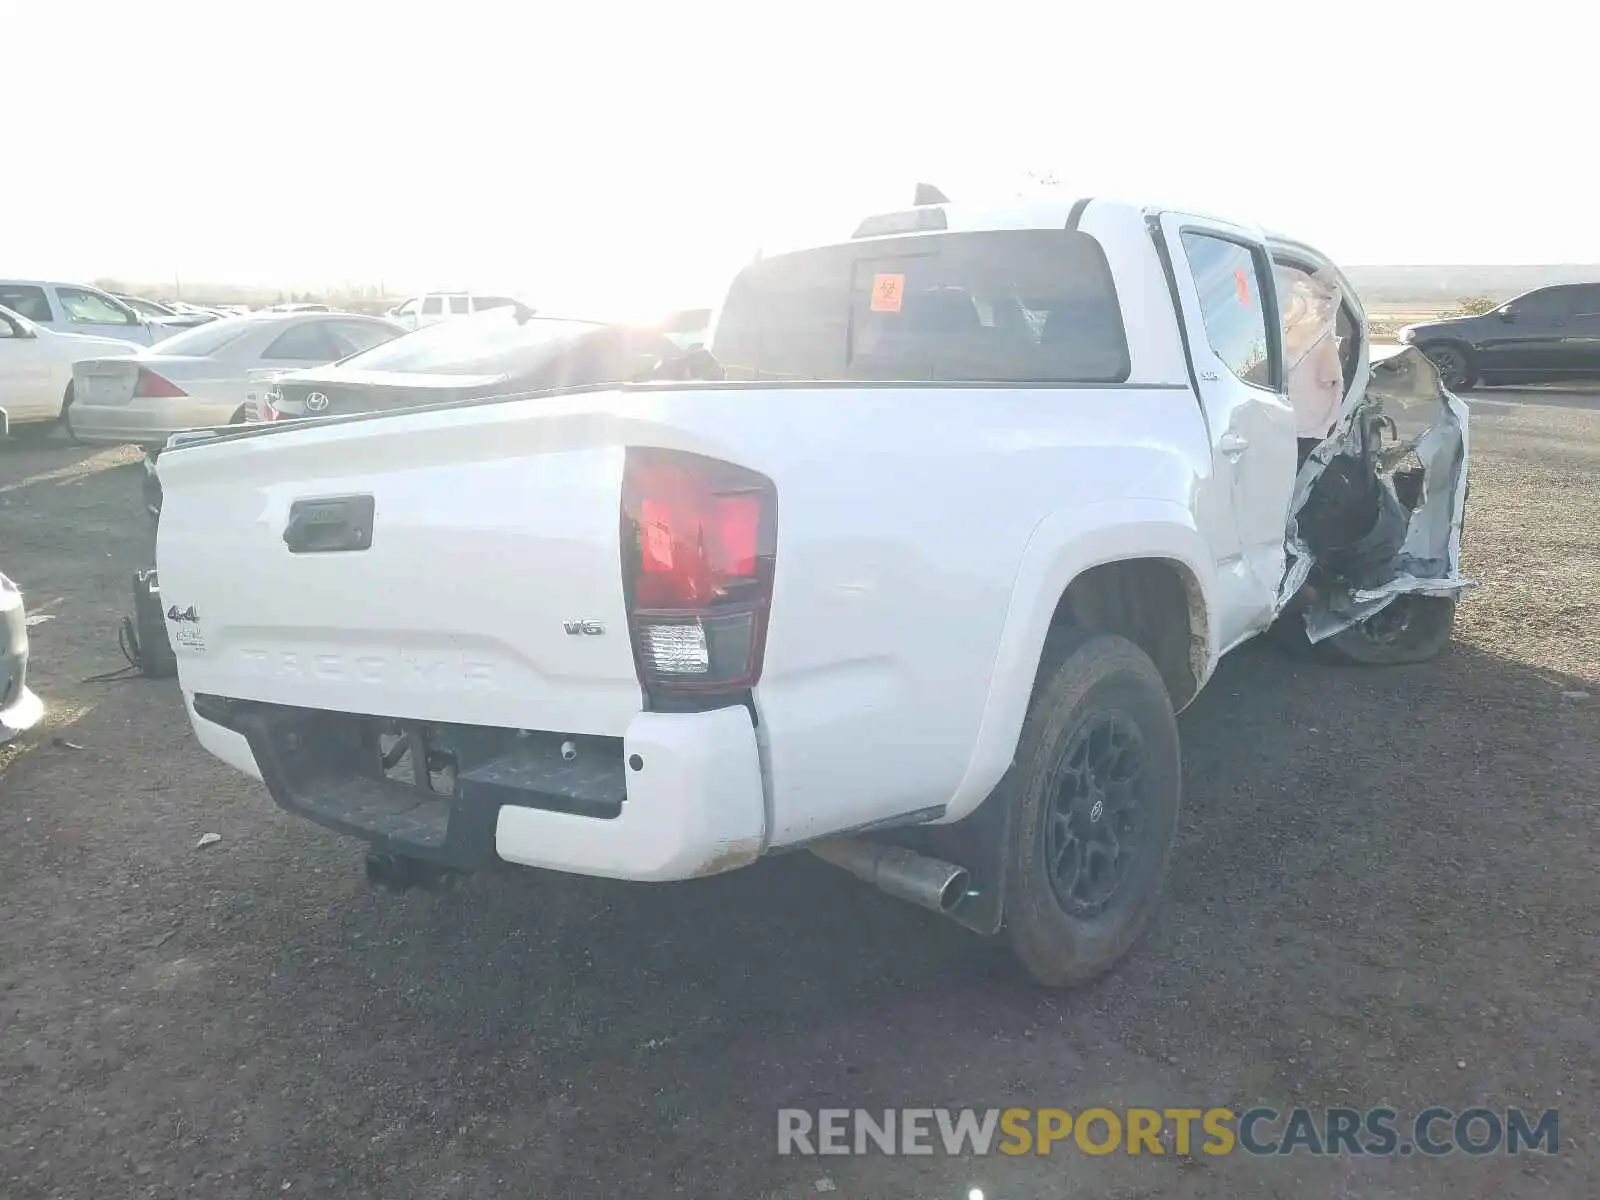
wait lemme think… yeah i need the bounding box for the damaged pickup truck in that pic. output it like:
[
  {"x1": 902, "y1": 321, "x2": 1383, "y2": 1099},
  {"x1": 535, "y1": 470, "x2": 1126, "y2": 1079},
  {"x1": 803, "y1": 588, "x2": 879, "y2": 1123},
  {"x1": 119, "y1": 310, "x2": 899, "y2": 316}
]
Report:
[{"x1": 152, "y1": 192, "x2": 1470, "y2": 987}]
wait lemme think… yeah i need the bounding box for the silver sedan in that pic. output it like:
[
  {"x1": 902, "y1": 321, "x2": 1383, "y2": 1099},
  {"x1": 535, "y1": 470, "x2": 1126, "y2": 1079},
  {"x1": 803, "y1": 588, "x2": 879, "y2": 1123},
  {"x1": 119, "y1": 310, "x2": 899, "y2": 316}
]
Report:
[{"x1": 67, "y1": 312, "x2": 402, "y2": 447}]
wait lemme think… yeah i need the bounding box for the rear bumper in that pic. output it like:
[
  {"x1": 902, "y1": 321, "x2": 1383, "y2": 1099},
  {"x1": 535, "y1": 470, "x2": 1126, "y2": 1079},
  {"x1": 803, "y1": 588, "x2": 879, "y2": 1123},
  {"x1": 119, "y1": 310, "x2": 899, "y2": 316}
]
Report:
[
  {"x1": 70, "y1": 399, "x2": 242, "y2": 448},
  {"x1": 184, "y1": 698, "x2": 767, "y2": 882}
]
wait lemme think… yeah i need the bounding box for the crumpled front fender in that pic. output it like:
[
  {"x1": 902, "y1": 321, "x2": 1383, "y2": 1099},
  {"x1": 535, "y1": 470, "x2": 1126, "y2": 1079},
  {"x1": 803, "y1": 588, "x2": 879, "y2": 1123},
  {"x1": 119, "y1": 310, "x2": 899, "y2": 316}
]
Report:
[{"x1": 1281, "y1": 346, "x2": 1472, "y2": 641}]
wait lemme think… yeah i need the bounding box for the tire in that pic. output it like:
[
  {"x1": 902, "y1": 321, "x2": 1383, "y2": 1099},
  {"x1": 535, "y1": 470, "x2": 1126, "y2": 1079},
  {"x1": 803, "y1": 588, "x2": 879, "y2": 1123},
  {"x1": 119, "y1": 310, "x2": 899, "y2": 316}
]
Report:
[
  {"x1": 1421, "y1": 342, "x2": 1476, "y2": 391},
  {"x1": 1001, "y1": 631, "x2": 1182, "y2": 988},
  {"x1": 1322, "y1": 594, "x2": 1457, "y2": 665}
]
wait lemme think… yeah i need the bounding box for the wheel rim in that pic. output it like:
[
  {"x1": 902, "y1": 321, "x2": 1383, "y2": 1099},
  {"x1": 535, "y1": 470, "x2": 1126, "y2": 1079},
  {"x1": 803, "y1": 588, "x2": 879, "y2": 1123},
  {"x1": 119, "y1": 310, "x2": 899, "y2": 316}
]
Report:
[
  {"x1": 1357, "y1": 596, "x2": 1418, "y2": 646},
  {"x1": 1426, "y1": 348, "x2": 1465, "y2": 388},
  {"x1": 1043, "y1": 711, "x2": 1148, "y2": 918}
]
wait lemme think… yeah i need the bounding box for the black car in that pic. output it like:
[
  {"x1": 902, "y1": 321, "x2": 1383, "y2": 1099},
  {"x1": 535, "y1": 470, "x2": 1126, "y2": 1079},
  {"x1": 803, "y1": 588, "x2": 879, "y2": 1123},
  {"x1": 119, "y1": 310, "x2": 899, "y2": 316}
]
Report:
[
  {"x1": 1399, "y1": 283, "x2": 1600, "y2": 390},
  {"x1": 264, "y1": 308, "x2": 702, "y2": 420}
]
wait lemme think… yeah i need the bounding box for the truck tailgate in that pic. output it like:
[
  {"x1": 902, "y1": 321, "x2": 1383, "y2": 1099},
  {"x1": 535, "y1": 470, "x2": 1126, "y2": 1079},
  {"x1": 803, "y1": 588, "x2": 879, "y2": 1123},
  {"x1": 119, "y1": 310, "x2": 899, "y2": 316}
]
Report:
[{"x1": 154, "y1": 401, "x2": 646, "y2": 735}]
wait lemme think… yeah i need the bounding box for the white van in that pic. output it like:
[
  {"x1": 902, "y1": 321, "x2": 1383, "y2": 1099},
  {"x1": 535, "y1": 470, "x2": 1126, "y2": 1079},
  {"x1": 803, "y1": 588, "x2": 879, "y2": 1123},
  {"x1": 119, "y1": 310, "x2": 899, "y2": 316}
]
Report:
[{"x1": 385, "y1": 293, "x2": 522, "y2": 331}]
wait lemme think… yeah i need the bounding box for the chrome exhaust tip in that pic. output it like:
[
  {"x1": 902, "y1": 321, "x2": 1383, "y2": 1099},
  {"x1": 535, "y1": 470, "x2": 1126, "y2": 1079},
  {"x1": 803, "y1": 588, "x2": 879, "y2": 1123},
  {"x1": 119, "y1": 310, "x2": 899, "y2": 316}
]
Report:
[{"x1": 809, "y1": 838, "x2": 971, "y2": 915}]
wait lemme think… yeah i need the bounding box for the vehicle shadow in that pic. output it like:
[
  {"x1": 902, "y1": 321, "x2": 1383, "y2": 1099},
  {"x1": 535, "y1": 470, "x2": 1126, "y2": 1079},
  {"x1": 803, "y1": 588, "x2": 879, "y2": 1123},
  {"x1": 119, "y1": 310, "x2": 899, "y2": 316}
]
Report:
[{"x1": 161, "y1": 633, "x2": 1591, "y2": 1191}]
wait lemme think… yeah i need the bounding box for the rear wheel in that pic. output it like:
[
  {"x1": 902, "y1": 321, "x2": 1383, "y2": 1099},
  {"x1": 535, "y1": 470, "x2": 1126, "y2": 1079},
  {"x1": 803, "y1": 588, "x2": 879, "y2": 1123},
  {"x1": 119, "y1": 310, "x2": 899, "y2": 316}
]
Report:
[
  {"x1": 1422, "y1": 342, "x2": 1476, "y2": 391},
  {"x1": 1001, "y1": 631, "x2": 1182, "y2": 988},
  {"x1": 1323, "y1": 594, "x2": 1457, "y2": 665}
]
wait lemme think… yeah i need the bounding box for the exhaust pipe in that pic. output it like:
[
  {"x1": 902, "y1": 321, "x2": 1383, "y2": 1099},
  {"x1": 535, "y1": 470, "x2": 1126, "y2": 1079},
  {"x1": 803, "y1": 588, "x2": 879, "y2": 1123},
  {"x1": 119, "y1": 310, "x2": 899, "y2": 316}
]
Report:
[{"x1": 809, "y1": 838, "x2": 971, "y2": 915}]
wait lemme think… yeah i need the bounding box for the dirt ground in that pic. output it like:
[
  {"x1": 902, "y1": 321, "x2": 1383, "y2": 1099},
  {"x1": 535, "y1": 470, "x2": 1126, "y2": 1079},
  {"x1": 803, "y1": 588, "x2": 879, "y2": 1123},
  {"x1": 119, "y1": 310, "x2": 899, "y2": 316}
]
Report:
[{"x1": 1, "y1": 392, "x2": 1596, "y2": 1200}]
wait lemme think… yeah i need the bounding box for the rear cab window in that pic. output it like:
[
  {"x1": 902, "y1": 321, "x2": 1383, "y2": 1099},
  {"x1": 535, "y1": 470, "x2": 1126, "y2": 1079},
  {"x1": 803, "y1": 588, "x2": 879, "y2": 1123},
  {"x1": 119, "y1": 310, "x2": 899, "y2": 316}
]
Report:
[{"x1": 712, "y1": 229, "x2": 1129, "y2": 383}]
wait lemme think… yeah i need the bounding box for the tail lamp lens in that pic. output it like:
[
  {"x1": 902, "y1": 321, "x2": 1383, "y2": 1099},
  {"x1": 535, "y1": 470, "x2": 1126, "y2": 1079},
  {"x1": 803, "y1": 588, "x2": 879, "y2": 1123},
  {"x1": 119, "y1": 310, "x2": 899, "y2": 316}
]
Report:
[
  {"x1": 621, "y1": 448, "x2": 776, "y2": 696},
  {"x1": 133, "y1": 368, "x2": 187, "y2": 399}
]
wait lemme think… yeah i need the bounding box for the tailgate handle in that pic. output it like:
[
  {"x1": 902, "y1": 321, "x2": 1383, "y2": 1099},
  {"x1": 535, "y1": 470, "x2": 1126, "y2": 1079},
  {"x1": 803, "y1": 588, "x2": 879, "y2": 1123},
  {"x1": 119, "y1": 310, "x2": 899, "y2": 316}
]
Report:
[{"x1": 283, "y1": 495, "x2": 375, "y2": 554}]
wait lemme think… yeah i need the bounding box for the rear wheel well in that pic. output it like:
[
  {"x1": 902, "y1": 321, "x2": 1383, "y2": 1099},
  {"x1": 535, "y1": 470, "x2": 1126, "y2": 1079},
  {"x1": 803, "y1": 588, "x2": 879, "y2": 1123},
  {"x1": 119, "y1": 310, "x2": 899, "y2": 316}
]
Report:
[{"x1": 1044, "y1": 560, "x2": 1206, "y2": 709}]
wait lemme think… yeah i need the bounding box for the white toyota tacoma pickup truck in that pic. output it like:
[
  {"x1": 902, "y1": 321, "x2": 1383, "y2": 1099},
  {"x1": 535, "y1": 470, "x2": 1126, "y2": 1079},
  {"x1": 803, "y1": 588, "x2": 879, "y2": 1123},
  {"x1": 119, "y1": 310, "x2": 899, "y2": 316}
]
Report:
[{"x1": 154, "y1": 192, "x2": 1470, "y2": 986}]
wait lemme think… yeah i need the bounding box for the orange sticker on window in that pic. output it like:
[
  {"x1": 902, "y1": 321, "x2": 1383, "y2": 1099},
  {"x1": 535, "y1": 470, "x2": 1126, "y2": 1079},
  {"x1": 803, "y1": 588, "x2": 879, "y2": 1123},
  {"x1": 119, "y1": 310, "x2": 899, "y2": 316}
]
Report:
[
  {"x1": 1234, "y1": 269, "x2": 1252, "y2": 307},
  {"x1": 870, "y1": 273, "x2": 905, "y2": 313}
]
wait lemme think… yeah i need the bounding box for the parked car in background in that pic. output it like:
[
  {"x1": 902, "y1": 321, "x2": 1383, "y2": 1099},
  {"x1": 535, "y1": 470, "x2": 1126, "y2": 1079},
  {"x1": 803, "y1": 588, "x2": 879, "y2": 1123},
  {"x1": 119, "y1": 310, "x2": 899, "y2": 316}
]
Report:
[
  {"x1": 1400, "y1": 283, "x2": 1600, "y2": 389},
  {"x1": 262, "y1": 308, "x2": 691, "y2": 420},
  {"x1": 68, "y1": 311, "x2": 403, "y2": 447},
  {"x1": 386, "y1": 292, "x2": 522, "y2": 330},
  {"x1": 266, "y1": 302, "x2": 332, "y2": 313},
  {"x1": 0, "y1": 280, "x2": 185, "y2": 345},
  {"x1": 0, "y1": 303, "x2": 142, "y2": 438},
  {"x1": 114, "y1": 294, "x2": 213, "y2": 328},
  {"x1": 0, "y1": 570, "x2": 43, "y2": 747}
]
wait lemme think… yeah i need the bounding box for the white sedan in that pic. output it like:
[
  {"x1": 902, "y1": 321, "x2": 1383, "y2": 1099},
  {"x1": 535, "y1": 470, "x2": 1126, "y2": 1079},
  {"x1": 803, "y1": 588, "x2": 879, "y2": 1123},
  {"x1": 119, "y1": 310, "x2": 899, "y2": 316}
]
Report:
[
  {"x1": 0, "y1": 304, "x2": 142, "y2": 439},
  {"x1": 67, "y1": 312, "x2": 403, "y2": 447}
]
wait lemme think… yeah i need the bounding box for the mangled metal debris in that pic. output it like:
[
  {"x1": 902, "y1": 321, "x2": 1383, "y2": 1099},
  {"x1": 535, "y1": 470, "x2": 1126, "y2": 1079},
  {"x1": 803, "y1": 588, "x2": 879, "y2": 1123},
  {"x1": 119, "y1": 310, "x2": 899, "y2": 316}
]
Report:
[{"x1": 1283, "y1": 346, "x2": 1473, "y2": 642}]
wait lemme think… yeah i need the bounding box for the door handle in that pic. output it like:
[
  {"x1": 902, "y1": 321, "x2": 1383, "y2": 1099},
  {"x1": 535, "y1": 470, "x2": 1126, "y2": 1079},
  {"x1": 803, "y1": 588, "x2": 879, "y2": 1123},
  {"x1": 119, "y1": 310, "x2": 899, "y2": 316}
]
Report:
[{"x1": 1219, "y1": 432, "x2": 1250, "y2": 459}]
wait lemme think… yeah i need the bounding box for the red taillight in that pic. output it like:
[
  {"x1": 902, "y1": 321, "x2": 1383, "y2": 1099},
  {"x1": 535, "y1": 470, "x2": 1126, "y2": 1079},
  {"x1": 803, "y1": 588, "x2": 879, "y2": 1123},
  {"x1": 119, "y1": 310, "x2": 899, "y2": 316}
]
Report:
[
  {"x1": 133, "y1": 368, "x2": 186, "y2": 399},
  {"x1": 621, "y1": 448, "x2": 776, "y2": 696}
]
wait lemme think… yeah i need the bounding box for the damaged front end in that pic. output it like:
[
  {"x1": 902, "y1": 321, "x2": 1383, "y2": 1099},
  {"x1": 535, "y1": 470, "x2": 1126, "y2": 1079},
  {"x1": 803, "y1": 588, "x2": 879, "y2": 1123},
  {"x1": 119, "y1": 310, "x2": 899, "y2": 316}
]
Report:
[{"x1": 1279, "y1": 346, "x2": 1472, "y2": 645}]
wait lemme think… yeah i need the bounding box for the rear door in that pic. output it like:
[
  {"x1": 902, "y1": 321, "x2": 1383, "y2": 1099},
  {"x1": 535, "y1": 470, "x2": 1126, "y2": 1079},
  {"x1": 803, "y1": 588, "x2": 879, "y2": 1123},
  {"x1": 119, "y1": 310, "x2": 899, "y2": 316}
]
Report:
[
  {"x1": 1477, "y1": 286, "x2": 1575, "y2": 376},
  {"x1": 1563, "y1": 284, "x2": 1600, "y2": 379},
  {"x1": 1156, "y1": 214, "x2": 1297, "y2": 649}
]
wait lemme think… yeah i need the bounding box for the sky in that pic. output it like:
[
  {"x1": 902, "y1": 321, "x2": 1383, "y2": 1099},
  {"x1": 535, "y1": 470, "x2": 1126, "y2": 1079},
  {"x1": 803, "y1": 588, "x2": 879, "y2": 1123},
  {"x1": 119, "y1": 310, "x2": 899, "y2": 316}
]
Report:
[{"x1": 8, "y1": 1, "x2": 1594, "y2": 319}]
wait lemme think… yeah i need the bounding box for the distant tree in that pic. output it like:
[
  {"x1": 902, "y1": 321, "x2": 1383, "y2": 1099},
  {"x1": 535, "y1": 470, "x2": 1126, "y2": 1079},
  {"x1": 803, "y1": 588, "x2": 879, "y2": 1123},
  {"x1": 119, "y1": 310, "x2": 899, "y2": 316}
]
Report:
[{"x1": 1449, "y1": 295, "x2": 1497, "y2": 316}]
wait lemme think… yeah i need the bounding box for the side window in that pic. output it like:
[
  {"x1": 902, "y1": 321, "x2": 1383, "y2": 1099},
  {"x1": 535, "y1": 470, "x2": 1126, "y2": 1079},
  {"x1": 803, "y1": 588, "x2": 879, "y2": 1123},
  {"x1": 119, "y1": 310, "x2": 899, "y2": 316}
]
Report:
[
  {"x1": 327, "y1": 320, "x2": 397, "y2": 357},
  {"x1": 421, "y1": 296, "x2": 443, "y2": 316},
  {"x1": 1566, "y1": 285, "x2": 1600, "y2": 317},
  {"x1": 0, "y1": 285, "x2": 54, "y2": 323},
  {"x1": 57, "y1": 287, "x2": 139, "y2": 326},
  {"x1": 1180, "y1": 232, "x2": 1277, "y2": 390},
  {"x1": 1505, "y1": 288, "x2": 1573, "y2": 321},
  {"x1": 473, "y1": 296, "x2": 514, "y2": 312},
  {"x1": 448, "y1": 295, "x2": 470, "y2": 314},
  {"x1": 262, "y1": 322, "x2": 342, "y2": 361}
]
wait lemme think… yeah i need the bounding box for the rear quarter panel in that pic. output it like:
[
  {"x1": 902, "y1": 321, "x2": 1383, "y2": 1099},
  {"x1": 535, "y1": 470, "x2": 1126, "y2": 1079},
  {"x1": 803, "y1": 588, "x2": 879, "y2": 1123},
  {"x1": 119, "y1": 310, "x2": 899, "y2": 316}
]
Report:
[{"x1": 663, "y1": 385, "x2": 1216, "y2": 845}]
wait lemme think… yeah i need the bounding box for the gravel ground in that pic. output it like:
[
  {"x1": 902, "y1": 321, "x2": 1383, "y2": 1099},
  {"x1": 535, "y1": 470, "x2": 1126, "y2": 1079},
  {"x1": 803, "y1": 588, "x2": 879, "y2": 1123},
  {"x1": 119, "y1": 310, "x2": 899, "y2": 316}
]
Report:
[{"x1": 1, "y1": 393, "x2": 1596, "y2": 1199}]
